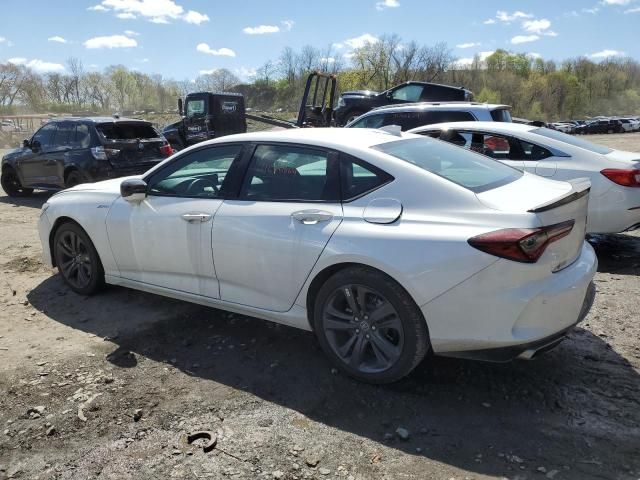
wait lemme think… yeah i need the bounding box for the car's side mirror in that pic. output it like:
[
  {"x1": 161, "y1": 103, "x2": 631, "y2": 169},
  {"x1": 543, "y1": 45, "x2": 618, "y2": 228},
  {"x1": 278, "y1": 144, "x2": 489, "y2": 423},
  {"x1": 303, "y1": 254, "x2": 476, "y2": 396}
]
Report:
[
  {"x1": 121, "y1": 178, "x2": 147, "y2": 203},
  {"x1": 386, "y1": 91, "x2": 394, "y2": 100},
  {"x1": 23, "y1": 139, "x2": 30, "y2": 148},
  {"x1": 178, "y1": 98, "x2": 183, "y2": 117}
]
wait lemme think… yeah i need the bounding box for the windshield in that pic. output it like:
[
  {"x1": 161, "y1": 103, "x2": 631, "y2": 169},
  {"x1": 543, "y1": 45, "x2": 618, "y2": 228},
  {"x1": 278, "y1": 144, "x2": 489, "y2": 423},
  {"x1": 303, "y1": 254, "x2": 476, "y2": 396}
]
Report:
[
  {"x1": 372, "y1": 137, "x2": 522, "y2": 193},
  {"x1": 186, "y1": 99, "x2": 206, "y2": 117},
  {"x1": 531, "y1": 127, "x2": 613, "y2": 154}
]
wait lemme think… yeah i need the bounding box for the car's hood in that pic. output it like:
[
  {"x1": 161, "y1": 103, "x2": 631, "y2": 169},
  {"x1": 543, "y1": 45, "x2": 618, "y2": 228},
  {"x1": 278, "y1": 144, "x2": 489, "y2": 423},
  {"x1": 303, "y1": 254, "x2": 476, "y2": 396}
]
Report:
[
  {"x1": 1, "y1": 147, "x2": 24, "y2": 159},
  {"x1": 604, "y1": 149, "x2": 640, "y2": 166},
  {"x1": 58, "y1": 176, "x2": 141, "y2": 195},
  {"x1": 341, "y1": 90, "x2": 379, "y2": 98}
]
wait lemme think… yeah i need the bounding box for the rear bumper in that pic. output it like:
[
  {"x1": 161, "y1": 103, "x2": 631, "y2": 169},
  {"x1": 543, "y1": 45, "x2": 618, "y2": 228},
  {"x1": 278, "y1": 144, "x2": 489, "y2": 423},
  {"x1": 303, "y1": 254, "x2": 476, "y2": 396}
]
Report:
[
  {"x1": 89, "y1": 162, "x2": 161, "y2": 182},
  {"x1": 439, "y1": 281, "x2": 596, "y2": 362},
  {"x1": 424, "y1": 241, "x2": 598, "y2": 357},
  {"x1": 587, "y1": 186, "x2": 640, "y2": 233}
]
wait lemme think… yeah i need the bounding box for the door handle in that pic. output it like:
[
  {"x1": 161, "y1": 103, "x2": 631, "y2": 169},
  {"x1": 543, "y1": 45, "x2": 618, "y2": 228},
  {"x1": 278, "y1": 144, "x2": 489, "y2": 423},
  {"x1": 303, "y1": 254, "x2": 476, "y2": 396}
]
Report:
[
  {"x1": 291, "y1": 209, "x2": 333, "y2": 225},
  {"x1": 181, "y1": 213, "x2": 212, "y2": 223}
]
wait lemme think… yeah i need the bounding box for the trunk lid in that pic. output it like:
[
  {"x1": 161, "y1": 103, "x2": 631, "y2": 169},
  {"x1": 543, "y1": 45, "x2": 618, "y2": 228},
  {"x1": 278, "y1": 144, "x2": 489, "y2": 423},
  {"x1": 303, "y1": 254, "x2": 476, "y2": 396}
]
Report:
[
  {"x1": 477, "y1": 174, "x2": 590, "y2": 271},
  {"x1": 97, "y1": 121, "x2": 169, "y2": 168}
]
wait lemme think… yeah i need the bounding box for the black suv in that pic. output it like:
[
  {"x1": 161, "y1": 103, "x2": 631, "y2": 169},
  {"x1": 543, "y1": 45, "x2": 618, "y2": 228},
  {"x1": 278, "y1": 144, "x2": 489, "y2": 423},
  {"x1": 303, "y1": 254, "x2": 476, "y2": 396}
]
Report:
[
  {"x1": 1, "y1": 117, "x2": 173, "y2": 196},
  {"x1": 334, "y1": 81, "x2": 473, "y2": 126}
]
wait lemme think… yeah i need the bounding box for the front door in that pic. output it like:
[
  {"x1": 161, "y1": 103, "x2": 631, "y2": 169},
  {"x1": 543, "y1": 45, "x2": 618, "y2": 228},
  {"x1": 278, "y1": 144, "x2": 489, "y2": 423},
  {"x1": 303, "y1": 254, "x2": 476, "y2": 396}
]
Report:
[
  {"x1": 213, "y1": 143, "x2": 343, "y2": 312},
  {"x1": 18, "y1": 122, "x2": 57, "y2": 186},
  {"x1": 106, "y1": 144, "x2": 244, "y2": 297}
]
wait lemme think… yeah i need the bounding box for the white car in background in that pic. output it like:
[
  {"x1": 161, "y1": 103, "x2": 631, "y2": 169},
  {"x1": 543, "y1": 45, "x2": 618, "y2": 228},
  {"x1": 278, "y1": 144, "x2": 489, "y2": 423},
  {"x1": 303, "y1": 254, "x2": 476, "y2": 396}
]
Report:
[
  {"x1": 409, "y1": 122, "x2": 640, "y2": 234},
  {"x1": 620, "y1": 118, "x2": 640, "y2": 133},
  {"x1": 38, "y1": 129, "x2": 596, "y2": 383},
  {"x1": 550, "y1": 123, "x2": 574, "y2": 134}
]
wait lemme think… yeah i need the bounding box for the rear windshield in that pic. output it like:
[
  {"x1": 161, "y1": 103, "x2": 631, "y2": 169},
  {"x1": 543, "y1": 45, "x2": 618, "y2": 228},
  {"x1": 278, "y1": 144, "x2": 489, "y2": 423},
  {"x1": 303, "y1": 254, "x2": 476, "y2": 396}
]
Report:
[
  {"x1": 531, "y1": 127, "x2": 613, "y2": 154},
  {"x1": 490, "y1": 108, "x2": 512, "y2": 122},
  {"x1": 97, "y1": 123, "x2": 159, "y2": 140},
  {"x1": 372, "y1": 137, "x2": 522, "y2": 193}
]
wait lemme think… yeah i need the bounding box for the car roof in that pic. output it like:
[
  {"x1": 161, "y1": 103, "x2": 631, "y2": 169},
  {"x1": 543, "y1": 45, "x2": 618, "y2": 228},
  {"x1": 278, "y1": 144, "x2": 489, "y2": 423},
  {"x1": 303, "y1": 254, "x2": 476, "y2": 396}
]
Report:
[
  {"x1": 45, "y1": 116, "x2": 152, "y2": 124},
  {"x1": 202, "y1": 127, "x2": 414, "y2": 151},
  {"x1": 408, "y1": 121, "x2": 536, "y2": 134},
  {"x1": 368, "y1": 102, "x2": 510, "y2": 114}
]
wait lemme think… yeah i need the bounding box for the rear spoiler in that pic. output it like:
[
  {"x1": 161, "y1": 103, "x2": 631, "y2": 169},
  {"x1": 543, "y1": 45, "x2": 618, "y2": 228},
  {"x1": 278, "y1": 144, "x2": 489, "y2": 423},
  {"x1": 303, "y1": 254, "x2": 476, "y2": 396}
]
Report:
[{"x1": 528, "y1": 178, "x2": 591, "y2": 213}]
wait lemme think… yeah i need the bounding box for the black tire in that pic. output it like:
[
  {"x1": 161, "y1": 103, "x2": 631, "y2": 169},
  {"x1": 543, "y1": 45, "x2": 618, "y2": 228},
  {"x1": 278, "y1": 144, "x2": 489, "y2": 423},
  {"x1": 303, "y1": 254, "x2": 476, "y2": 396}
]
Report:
[
  {"x1": 53, "y1": 222, "x2": 105, "y2": 295},
  {"x1": 1, "y1": 167, "x2": 34, "y2": 197},
  {"x1": 313, "y1": 266, "x2": 430, "y2": 384},
  {"x1": 65, "y1": 170, "x2": 87, "y2": 189}
]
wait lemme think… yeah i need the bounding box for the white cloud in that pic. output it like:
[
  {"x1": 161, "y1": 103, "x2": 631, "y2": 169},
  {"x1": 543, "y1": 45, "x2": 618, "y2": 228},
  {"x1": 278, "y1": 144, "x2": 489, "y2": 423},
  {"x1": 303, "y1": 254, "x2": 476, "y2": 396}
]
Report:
[
  {"x1": 138, "y1": 58, "x2": 149, "y2": 63},
  {"x1": 47, "y1": 36, "x2": 68, "y2": 43},
  {"x1": 124, "y1": 30, "x2": 140, "y2": 36},
  {"x1": 0, "y1": 36, "x2": 12, "y2": 46},
  {"x1": 320, "y1": 56, "x2": 336, "y2": 63},
  {"x1": 234, "y1": 66, "x2": 257, "y2": 80},
  {"x1": 7, "y1": 57, "x2": 65, "y2": 73},
  {"x1": 583, "y1": 6, "x2": 600, "y2": 13},
  {"x1": 483, "y1": 18, "x2": 496, "y2": 24},
  {"x1": 334, "y1": 33, "x2": 379, "y2": 50},
  {"x1": 183, "y1": 10, "x2": 209, "y2": 24},
  {"x1": 452, "y1": 50, "x2": 495, "y2": 69},
  {"x1": 243, "y1": 25, "x2": 280, "y2": 34},
  {"x1": 84, "y1": 34, "x2": 137, "y2": 49},
  {"x1": 528, "y1": 52, "x2": 542, "y2": 59},
  {"x1": 281, "y1": 20, "x2": 295, "y2": 31},
  {"x1": 496, "y1": 10, "x2": 533, "y2": 22},
  {"x1": 456, "y1": 42, "x2": 480, "y2": 49},
  {"x1": 602, "y1": 0, "x2": 634, "y2": 4},
  {"x1": 624, "y1": 6, "x2": 640, "y2": 12},
  {"x1": 522, "y1": 19, "x2": 550, "y2": 33},
  {"x1": 588, "y1": 49, "x2": 625, "y2": 58},
  {"x1": 196, "y1": 43, "x2": 236, "y2": 57},
  {"x1": 375, "y1": 0, "x2": 400, "y2": 11},
  {"x1": 89, "y1": 0, "x2": 209, "y2": 24},
  {"x1": 511, "y1": 35, "x2": 540, "y2": 44},
  {"x1": 199, "y1": 68, "x2": 219, "y2": 75}
]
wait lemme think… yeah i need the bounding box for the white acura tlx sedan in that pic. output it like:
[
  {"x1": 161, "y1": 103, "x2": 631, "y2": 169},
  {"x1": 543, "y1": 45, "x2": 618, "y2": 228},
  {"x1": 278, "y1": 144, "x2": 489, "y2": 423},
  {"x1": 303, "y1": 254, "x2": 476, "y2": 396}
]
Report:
[
  {"x1": 408, "y1": 121, "x2": 640, "y2": 234},
  {"x1": 38, "y1": 129, "x2": 597, "y2": 383}
]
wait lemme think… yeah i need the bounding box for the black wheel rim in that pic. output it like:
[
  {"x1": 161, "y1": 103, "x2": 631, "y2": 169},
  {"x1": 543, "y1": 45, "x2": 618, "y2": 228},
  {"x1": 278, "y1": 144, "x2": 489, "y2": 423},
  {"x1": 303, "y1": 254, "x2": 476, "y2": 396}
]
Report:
[
  {"x1": 56, "y1": 231, "x2": 92, "y2": 289},
  {"x1": 322, "y1": 284, "x2": 404, "y2": 374}
]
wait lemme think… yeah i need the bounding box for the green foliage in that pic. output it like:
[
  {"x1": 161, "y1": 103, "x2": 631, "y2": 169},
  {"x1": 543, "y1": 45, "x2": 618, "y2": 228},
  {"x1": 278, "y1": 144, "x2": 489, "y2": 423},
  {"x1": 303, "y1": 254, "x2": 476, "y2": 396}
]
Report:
[{"x1": 476, "y1": 87, "x2": 501, "y2": 104}]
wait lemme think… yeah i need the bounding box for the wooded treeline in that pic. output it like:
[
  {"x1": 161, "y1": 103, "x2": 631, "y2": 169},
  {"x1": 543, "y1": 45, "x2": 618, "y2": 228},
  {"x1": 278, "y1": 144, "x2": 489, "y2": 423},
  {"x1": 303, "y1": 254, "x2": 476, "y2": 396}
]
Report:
[{"x1": 2, "y1": 34, "x2": 640, "y2": 121}]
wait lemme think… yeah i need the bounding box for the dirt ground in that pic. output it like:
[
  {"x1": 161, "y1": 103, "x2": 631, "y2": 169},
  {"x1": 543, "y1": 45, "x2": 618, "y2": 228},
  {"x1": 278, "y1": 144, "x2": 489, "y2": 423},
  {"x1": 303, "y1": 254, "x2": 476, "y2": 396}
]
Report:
[{"x1": 1, "y1": 133, "x2": 639, "y2": 480}]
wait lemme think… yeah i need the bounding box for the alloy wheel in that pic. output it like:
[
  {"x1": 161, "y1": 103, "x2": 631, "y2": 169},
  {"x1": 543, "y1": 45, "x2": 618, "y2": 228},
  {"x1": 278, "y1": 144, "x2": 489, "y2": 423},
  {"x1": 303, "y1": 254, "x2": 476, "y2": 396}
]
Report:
[
  {"x1": 56, "y1": 230, "x2": 93, "y2": 290},
  {"x1": 322, "y1": 284, "x2": 404, "y2": 373}
]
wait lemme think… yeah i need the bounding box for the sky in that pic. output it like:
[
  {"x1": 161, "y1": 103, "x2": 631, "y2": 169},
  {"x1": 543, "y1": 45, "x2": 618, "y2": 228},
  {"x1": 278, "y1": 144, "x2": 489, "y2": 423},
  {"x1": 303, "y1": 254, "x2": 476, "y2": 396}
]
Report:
[{"x1": 1, "y1": 0, "x2": 639, "y2": 81}]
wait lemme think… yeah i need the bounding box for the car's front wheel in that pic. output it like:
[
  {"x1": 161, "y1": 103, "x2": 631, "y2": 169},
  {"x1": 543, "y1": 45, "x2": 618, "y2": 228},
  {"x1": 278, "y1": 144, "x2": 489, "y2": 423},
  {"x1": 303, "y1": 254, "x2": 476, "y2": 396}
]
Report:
[
  {"x1": 53, "y1": 222, "x2": 104, "y2": 295},
  {"x1": 313, "y1": 266, "x2": 429, "y2": 384},
  {"x1": 65, "y1": 170, "x2": 87, "y2": 189},
  {"x1": 1, "y1": 167, "x2": 34, "y2": 197}
]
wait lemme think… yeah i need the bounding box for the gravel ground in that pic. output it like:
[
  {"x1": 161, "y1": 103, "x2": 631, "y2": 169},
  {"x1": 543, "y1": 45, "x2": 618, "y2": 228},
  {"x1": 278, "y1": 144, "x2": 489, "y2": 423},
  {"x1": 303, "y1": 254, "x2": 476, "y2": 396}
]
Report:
[{"x1": 1, "y1": 133, "x2": 639, "y2": 480}]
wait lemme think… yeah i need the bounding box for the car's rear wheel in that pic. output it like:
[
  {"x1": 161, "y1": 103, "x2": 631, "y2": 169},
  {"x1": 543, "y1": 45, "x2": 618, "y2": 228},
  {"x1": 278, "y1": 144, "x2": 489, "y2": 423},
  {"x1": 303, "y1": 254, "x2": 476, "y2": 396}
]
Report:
[
  {"x1": 65, "y1": 170, "x2": 86, "y2": 189},
  {"x1": 53, "y1": 222, "x2": 104, "y2": 295},
  {"x1": 1, "y1": 167, "x2": 33, "y2": 197},
  {"x1": 313, "y1": 266, "x2": 429, "y2": 384}
]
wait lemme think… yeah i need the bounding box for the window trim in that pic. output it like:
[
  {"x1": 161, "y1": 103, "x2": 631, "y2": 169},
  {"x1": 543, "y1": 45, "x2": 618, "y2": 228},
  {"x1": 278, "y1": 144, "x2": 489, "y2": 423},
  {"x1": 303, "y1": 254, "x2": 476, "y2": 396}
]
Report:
[
  {"x1": 237, "y1": 142, "x2": 341, "y2": 204},
  {"x1": 143, "y1": 142, "x2": 246, "y2": 200}
]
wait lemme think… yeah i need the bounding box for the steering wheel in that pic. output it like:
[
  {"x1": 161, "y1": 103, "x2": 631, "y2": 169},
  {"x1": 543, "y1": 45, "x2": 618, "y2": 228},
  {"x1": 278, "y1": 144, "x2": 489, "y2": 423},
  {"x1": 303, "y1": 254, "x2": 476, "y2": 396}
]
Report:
[{"x1": 185, "y1": 177, "x2": 219, "y2": 196}]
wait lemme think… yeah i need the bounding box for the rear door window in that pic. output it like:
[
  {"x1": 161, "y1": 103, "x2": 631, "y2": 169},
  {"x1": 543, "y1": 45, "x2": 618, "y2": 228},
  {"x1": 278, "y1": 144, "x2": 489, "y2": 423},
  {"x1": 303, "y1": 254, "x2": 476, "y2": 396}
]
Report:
[
  {"x1": 390, "y1": 84, "x2": 423, "y2": 102},
  {"x1": 428, "y1": 111, "x2": 475, "y2": 123},
  {"x1": 74, "y1": 124, "x2": 92, "y2": 149},
  {"x1": 372, "y1": 137, "x2": 522, "y2": 193},
  {"x1": 97, "y1": 123, "x2": 159, "y2": 140},
  {"x1": 350, "y1": 114, "x2": 386, "y2": 128},
  {"x1": 240, "y1": 145, "x2": 339, "y2": 202}
]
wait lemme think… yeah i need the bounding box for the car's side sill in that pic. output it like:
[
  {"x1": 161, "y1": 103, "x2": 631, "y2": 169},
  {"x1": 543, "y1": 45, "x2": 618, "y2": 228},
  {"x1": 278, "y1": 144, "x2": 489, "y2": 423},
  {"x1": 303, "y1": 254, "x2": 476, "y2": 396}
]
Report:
[{"x1": 105, "y1": 275, "x2": 312, "y2": 331}]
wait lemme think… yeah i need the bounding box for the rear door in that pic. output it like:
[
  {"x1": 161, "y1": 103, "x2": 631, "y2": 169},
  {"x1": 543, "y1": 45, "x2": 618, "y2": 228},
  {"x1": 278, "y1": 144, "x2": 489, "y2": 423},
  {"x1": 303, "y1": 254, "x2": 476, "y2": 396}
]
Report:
[{"x1": 212, "y1": 143, "x2": 343, "y2": 312}]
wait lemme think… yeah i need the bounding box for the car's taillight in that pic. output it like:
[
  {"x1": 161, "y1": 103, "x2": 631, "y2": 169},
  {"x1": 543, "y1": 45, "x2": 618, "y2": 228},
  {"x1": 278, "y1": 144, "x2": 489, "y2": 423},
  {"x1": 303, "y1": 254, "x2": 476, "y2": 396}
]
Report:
[
  {"x1": 159, "y1": 144, "x2": 173, "y2": 157},
  {"x1": 91, "y1": 146, "x2": 120, "y2": 160},
  {"x1": 600, "y1": 168, "x2": 640, "y2": 187},
  {"x1": 468, "y1": 220, "x2": 575, "y2": 263}
]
